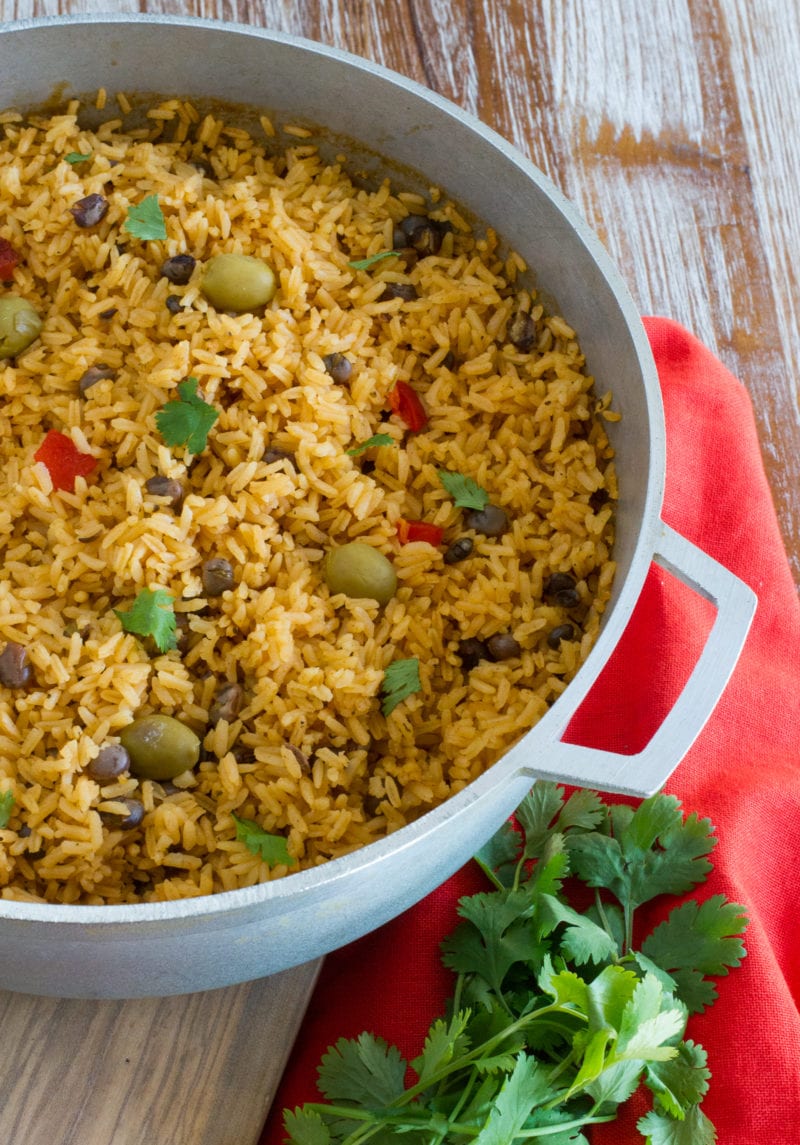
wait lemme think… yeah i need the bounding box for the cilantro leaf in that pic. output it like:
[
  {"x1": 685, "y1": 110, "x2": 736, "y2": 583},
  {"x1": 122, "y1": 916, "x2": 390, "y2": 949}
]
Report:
[
  {"x1": 114, "y1": 587, "x2": 177, "y2": 652},
  {"x1": 411, "y1": 1011, "x2": 472, "y2": 1087},
  {"x1": 585, "y1": 1059, "x2": 643, "y2": 1106},
  {"x1": 637, "y1": 1102, "x2": 717, "y2": 1145},
  {"x1": 584, "y1": 962, "x2": 641, "y2": 1033},
  {"x1": 565, "y1": 1027, "x2": 614, "y2": 1096},
  {"x1": 644, "y1": 1040, "x2": 711, "y2": 1118},
  {"x1": 640, "y1": 894, "x2": 748, "y2": 1013},
  {"x1": 474, "y1": 821, "x2": 522, "y2": 889},
  {"x1": 317, "y1": 1033, "x2": 407, "y2": 1108},
  {"x1": 283, "y1": 1108, "x2": 332, "y2": 1145},
  {"x1": 438, "y1": 469, "x2": 489, "y2": 510},
  {"x1": 615, "y1": 973, "x2": 687, "y2": 1062},
  {"x1": 348, "y1": 250, "x2": 400, "y2": 270},
  {"x1": 0, "y1": 790, "x2": 15, "y2": 829},
  {"x1": 65, "y1": 151, "x2": 92, "y2": 164},
  {"x1": 443, "y1": 889, "x2": 542, "y2": 994},
  {"x1": 566, "y1": 794, "x2": 717, "y2": 954},
  {"x1": 537, "y1": 958, "x2": 589, "y2": 1012},
  {"x1": 381, "y1": 657, "x2": 421, "y2": 716},
  {"x1": 515, "y1": 782, "x2": 567, "y2": 855},
  {"x1": 560, "y1": 968, "x2": 687, "y2": 1107},
  {"x1": 472, "y1": 1053, "x2": 556, "y2": 1145},
  {"x1": 232, "y1": 814, "x2": 295, "y2": 867},
  {"x1": 347, "y1": 433, "x2": 395, "y2": 456},
  {"x1": 124, "y1": 193, "x2": 167, "y2": 240},
  {"x1": 536, "y1": 892, "x2": 619, "y2": 965},
  {"x1": 555, "y1": 787, "x2": 607, "y2": 832},
  {"x1": 527, "y1": 836, "x2": 570, "y2": 898},
  {"x1": 155, "y1": 377, "x2": 219, "y2": 454},
  {"x1": 476, "y1": 783, "x2": 605, "y2": 893}
]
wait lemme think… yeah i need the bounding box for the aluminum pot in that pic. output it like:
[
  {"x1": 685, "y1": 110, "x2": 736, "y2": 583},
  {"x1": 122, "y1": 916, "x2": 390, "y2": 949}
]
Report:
[{"x1": 0, "y1": 14, "x2": 756, "y2": 998}]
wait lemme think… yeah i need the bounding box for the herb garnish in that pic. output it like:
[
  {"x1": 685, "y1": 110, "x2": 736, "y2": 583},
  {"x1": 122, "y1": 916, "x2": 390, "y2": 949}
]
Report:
[
  {"x1": 155, "y1": 377, "x2": 219, "y2": 454},
  {"x1": 348, "y1": 251, "x2": 400, "y2": 271},
  {"x1": 124, "y1": 193, "x2": 167, "y2": 240},
  {"x1": 64, "y1": 151, "x2": 92, "y2": 165},
  {"x1": 438, "y1": 469, "x2": 490, "y2": 511},
  {"x1": 0, "y1": 791, "x2": 14, "y2": 829},
  {"x1": 232, "y1": 814, "x2": 296, "y2": 867},
  {"x1": 347, "y1": 433, "x2": 395, "y2": 457},
  {"x1": 114, "y1": 587, "x2": 177, "y2": 653},
  {"x1": 284, "y1": 783, "x2": 747, "y2": 1145},
  {"x1": 381, "y1": 657, "x2": 421, "y2": 716}
]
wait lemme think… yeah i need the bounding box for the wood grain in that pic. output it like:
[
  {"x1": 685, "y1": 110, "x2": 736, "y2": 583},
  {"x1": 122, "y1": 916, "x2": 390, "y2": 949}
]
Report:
[
  {"x1": 0, "y1": 2, "x2": 797, "y2": 1143},
  {"x1": 0, "y1": 960, "x2": 320, "y2": 1145}
]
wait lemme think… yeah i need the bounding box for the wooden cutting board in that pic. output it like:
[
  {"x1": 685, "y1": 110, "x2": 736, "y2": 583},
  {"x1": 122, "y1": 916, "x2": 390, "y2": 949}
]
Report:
[{"x1": 0, "y1": 960, "x2": 321, "y2": 1144}]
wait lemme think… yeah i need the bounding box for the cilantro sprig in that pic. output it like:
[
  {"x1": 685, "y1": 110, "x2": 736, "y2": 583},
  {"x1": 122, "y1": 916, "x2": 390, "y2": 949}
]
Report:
[
  {"x1": 438, "y1": 469, "x2": 489, "y2": 511},
  {"x1": 381, "y1": 657, "x2": 421, "y2": 716},
  {"x1": 0, "y1": 791, "x2": 15, "y2": 829},
  {"x1": 155, "y1": 377, "x2": 219, "y2": 454},
  {"x1": 124, "y1": 193, "x2": 167, "y2": 240},
  {"x1": 347, "y1": 433, "x2": 395, "y2": 457},
  {"x1": 284, "y1": 783, "x2": 747, "y2": 1145},
  {"x1": 64, "y1": 151, "x2": 92, "y2": 165},
  {"x1": 232, "y1": 814, "x2": 296, "y2": 868},
  {"x1": 114, "y1": 587, "x2": 177, "y2": 653}
]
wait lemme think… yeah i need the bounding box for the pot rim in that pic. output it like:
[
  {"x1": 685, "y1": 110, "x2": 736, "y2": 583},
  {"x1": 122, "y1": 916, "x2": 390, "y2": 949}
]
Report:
[{"x1": 0, "y1": 12, "x2": 665, "y2": 927}]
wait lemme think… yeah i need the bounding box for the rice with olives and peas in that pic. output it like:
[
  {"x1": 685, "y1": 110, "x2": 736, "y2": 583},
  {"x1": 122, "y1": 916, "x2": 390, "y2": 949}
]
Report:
[{"x1": 0, "y1": 94, "x2": 618, "y2": 904}]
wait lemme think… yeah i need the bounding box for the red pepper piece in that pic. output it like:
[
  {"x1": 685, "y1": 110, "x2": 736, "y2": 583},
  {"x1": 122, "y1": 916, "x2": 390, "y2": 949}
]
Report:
[
  {"x1": 397, "y1": 518, "x2": 444, "y2": 546},
  {"x1": 34, "y1": 430, "x2": 97, "y2": 492},
  {"x1": 0, "y1": 238, "x2": 20, "y2": 280},
  {"x1": 387, "y1": 380, "x2": 428, "y2": 432}
]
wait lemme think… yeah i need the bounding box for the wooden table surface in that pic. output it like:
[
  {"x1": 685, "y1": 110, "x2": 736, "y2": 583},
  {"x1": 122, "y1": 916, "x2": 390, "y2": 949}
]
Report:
[
  {"x1": 3, "y1": 0, "x2": 798, "y2": 584},
  {"x1": 0, "y1": 2, "x2": 797, "y2": 1142}
]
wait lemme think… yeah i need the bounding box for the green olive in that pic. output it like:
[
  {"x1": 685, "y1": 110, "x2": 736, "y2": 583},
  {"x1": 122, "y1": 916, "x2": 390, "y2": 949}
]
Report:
[
  {"x1": 0, "y1": 296, "x2": 42, "y2": 358},
  {"x1": 119, "y1": 714, "x2": 201, "y2": 781},
  {"x1": 323, "y1": 542, "x2": 397, "y2": 605},
  {"x1": 200, "y1": 253, "x2": 277, "y2": 313}
]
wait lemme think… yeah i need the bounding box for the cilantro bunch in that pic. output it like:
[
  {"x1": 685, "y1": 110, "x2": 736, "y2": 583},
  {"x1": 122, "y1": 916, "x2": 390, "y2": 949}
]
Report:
[{"x1": 284, "y1": 783, "x2": 747, "y2": 1145}]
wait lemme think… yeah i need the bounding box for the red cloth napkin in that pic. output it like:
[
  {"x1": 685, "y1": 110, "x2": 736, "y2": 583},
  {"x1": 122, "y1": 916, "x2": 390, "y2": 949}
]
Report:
[{"x1": 262, "y1": 317, "x2": 800, "y2": 1143}]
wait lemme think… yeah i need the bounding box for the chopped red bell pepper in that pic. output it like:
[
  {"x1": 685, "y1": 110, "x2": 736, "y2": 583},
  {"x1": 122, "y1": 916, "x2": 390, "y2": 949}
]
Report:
[
  {"x1": 396, "y1": 518, "x2": 444, "y2": 546},
  {"x1": 387, "y1": 380, "x2": 428, "y2": 432},
  {"x1": 34, "y1": 430, "x2": 97, "y2": 492},
  {"x1": 0, "y1": 238, "x2": 20, "y2": 280}
]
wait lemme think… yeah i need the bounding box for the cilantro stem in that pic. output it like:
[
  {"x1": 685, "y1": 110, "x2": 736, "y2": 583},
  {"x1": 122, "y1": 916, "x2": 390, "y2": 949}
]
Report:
[
  {"x1": 397, "y1": 1002, "x2": 586, "y2": 1107},
  {"x1": 301, "y1": 1102, "x2": 617, "y2": 1142},
  {"x1": 451, "y1": 973, "x2": 465, "y2": 1018},
  {"x1": 442, "y1": 1064, "x2": 482, "y2": 1130},
  {"x1": 541, "y1": 1045, "x2": 578, "y2": 1086},
  {"x1": 506, "y1": 1112, "x2": 618, "y2": 1137},
  {"x1": 623, "y1": 899, "x2": 635, "y2": 955},
  {"x1": 475, "y1": 856, "x2": 507, "y2": 892},
  {"x1": 442, "y1": 1112, "x2": 618, "y2": 1138},
  {"x1": 594, "y1": 888, "x2": 620, "y2": 954}
]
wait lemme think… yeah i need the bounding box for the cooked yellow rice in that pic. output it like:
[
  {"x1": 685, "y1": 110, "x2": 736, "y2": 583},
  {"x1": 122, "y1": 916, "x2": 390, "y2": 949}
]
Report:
[{"x1": 0, "y1": 96, "x2": 617, "y2": 904}]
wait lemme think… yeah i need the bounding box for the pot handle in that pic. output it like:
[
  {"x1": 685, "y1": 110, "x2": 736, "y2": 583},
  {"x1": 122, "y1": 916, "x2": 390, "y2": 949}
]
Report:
[{"x1": 521, "y1": 522, "x2": 757, "y2": 797}]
